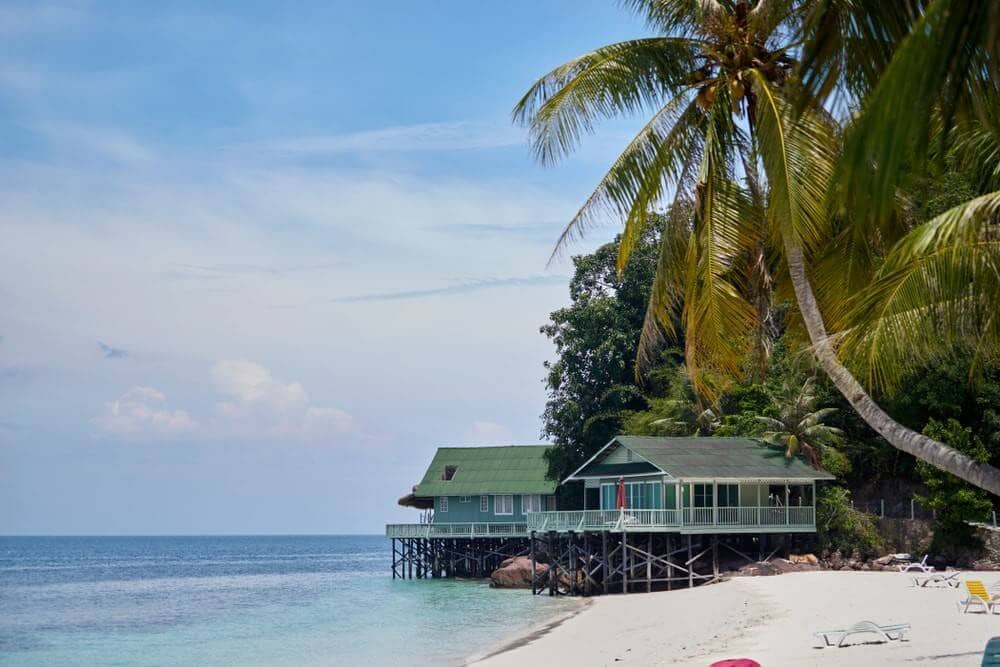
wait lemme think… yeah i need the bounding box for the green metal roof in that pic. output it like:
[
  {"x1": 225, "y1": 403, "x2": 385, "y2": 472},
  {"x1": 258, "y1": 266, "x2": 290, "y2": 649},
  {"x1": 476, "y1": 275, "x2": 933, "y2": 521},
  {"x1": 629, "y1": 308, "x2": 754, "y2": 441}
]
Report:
[
  {"x1": 578, "y1": 436, "x2": 835, "y2": 481},
  {"x1": 413, "y1": 445, "x2": 558, "y2": 497},
  {"x1": 583, "y1": 462, "x2": 660, "y2": 477}
]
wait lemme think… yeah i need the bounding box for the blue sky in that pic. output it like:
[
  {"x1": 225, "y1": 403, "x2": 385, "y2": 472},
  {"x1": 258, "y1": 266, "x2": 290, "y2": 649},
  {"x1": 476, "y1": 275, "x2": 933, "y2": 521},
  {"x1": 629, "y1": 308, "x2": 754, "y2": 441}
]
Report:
[{"x1": 0, "y1": 1, "x2": 649, "y2": 534}]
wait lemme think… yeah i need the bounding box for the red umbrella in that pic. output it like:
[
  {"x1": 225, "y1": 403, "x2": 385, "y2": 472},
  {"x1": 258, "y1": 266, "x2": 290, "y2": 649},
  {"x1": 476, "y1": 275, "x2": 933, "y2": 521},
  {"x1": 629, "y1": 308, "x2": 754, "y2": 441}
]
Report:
[{"x1": 616, "y1": 476, "x2": 626, "y2": 510}]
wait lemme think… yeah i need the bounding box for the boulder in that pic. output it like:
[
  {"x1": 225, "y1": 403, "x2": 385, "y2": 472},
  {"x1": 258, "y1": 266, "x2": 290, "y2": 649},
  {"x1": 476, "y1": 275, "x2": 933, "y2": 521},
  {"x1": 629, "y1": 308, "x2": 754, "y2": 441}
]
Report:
[
  {"x1": 490, "y1": 556, "x2": 546, "y2": 589},
  {"x1": 789, "y1": 553, "x2": 819, "y2": 566}
]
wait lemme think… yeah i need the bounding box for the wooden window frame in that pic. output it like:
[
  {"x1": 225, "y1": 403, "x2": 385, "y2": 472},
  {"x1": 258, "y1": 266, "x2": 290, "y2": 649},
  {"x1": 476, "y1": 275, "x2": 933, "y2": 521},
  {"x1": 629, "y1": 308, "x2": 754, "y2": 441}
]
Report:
[
  {"x1": 479, "y1": 495, "x2": 489, "y2": 512},
  {"x1": 439, "y1": 496, "x2": 449, "y2": 513}
]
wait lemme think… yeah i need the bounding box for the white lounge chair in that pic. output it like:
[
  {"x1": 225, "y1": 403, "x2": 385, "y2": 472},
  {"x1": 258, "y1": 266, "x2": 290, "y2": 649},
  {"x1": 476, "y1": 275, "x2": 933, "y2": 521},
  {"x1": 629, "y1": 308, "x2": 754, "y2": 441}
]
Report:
[
  {"x1": 912, "y1": 571, "x2": 961, "y2": 588},
  {"x1": 814, "y1": 620, "x2": 910, "y2": 647},
  {"x1": 898, "y1": 555, "x2": 935, "y2": 573}
]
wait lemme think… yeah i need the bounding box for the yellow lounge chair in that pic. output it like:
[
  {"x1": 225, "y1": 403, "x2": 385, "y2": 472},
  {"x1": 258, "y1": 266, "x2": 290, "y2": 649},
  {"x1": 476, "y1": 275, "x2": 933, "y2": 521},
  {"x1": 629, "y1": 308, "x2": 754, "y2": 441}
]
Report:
[{"x1": 960, "y1": 580, "x2": 1000, "y2": 614}]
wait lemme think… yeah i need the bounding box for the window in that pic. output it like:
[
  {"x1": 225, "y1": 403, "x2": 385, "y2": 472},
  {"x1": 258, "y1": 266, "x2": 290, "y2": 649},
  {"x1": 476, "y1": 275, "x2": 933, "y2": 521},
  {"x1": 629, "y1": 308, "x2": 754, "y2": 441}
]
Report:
[
  {"x1": 494, "y1": 495, "x2": 513, "y2": 515},
  {"x1": 458, "y1": 496, "x2": 470, "y2": 503},
  {"x1": 545, "y1": 495, "x2": 557, "y2": 511},
  {"x1": 442, "y1": 465, "x2": 457, "y2": 481},
  {"x1": 480, "y1": 495, "x2": 489, "y2": 512},
  {"x1": 693, "y1": 483, "x2": 714, "y2": 508},
  {"x1": 625, "y1": 482, "x2": 646, "y2": 509},
  {"x1": 717, "y1": 484, "x2": 739, "y2": 507},
  {"x1": 601, "y1": 484, "x2": 616, "y2": 510},
  {"x1": 522, "y1": 494, "x2": 541, "y2": 514},
  {"x1": 439, "y1": 497, "x2": 449, "y2": 512}
]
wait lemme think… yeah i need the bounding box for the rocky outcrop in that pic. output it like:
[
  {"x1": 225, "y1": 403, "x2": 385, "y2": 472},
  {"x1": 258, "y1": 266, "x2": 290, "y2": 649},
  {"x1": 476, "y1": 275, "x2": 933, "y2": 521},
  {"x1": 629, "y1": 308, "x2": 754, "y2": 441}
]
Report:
[{"x1": 490, "y1": 556, "x2": 547, "y2": 589}]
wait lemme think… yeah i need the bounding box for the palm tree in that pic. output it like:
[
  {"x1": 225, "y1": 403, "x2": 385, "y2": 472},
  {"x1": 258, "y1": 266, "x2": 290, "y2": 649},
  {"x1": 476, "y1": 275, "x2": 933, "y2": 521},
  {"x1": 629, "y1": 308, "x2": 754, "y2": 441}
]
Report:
[
  {"x1": 756, "y1": 376, "x2": 843, "y2": 468},
  {"x1": 514, "y1": 0, "x2": 1000, "y2": 494}
]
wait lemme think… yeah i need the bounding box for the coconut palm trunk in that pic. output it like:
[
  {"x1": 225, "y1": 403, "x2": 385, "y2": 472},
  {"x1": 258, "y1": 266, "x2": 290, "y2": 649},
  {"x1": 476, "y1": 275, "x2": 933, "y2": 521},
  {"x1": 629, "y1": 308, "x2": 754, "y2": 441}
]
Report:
[{"x1": 784, "y1": 242, "x2": 1000, "y2": 495}]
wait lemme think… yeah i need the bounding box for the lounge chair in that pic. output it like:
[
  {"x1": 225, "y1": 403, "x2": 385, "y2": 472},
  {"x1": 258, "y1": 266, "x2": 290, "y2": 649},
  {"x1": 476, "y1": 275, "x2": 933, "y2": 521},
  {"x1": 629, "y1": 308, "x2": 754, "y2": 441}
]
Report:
[
  {"x1": 898, "y1": 555, "x2": 935, "y2": 573},
  {"x1": 959, "y1": 580, "x2": 1000, "y2": 614},
  {"x1": 912, "y1": 571, "x2": 961, "y2": 588},
  {"x1": 814, "y1": 620, "x2": 910, "y2": 647}
]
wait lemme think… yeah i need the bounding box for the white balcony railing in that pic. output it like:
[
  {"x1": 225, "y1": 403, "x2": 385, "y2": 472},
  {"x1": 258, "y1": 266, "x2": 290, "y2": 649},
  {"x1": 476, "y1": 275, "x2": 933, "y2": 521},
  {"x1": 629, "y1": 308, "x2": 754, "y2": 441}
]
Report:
[
  {"x1": 524, "y1": 505, "x2": 815, "y2": 533},
  {"x1": 387, "y1": 507, "x2": 817, "y2": 538},
  {"x1": 385, "y1": 522, "x2": 529, "y2": 539}
]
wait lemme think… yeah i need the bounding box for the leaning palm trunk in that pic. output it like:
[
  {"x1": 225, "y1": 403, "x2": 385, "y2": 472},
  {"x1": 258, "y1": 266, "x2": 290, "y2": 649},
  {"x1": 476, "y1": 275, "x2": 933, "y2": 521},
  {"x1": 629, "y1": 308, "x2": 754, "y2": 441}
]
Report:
[{"x1": 784, "y1": 242, "x2": 1000, "y2": 496}]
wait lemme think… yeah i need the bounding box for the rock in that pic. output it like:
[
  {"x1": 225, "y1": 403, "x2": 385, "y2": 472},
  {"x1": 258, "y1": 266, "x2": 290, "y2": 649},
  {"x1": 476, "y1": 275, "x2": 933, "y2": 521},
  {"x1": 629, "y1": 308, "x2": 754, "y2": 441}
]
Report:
[
  {"x1": 839, "y1": 565, "x2": 853, "y2": 571},
  {"x1": 490, "y1": 556, "x2": 546, "y2": 589},
  {"x1": 828, "y1": 550, "x2": 844, "y2": 569},
  {"x1": 861, "y1": 563, "x2": 871, "y2": 571},
  {"x1": 874, "y1": 554, "x2": 895, "y2": 566},
  {"x1": 789, "y1": 553, "x2": 818, "y2": 566}
]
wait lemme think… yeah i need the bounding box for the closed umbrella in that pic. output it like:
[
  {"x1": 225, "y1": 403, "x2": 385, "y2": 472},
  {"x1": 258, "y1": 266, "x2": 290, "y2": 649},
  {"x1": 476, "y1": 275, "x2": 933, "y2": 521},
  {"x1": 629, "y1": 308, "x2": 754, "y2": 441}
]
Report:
[{"x1": 616, "y1": 476, "x2": 626, "y2": 510}]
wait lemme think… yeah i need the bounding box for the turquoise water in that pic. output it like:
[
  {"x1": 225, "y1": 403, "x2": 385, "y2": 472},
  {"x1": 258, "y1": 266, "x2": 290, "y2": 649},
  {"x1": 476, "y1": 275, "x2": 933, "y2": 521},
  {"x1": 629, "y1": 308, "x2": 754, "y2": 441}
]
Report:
[{"x1": 0, "y1": 536, "x2": 572, "y2": 666}]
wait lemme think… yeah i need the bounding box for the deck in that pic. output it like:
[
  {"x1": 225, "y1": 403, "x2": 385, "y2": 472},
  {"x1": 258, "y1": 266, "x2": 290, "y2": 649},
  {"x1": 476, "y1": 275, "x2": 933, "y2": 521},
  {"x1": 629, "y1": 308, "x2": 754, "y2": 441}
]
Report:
[{"x1": 386, "y1": 505, "x2": 816, "y2": 539}]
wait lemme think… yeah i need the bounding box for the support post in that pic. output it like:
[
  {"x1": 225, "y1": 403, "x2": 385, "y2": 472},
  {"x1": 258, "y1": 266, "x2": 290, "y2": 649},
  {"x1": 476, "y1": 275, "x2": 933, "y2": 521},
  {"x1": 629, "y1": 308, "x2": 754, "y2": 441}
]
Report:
[
  {"x1": 646, "y1": 533, "x2": 652, "y2": 593},
  {"x1": 530, "y1": 531, "x2": 536, "y2": 595},
  {"x1": 601, "y1": 531, "x2": 609, "y2": 595},
  {"x1": 687, "y1": 535, "x2": 693, "y2": 588},
  {"x1": 622, "y1": 530, "x2": 628, "y2": 594},
  {"x1": 712, "y1": 535, "x2": 719, "y2": 580}
]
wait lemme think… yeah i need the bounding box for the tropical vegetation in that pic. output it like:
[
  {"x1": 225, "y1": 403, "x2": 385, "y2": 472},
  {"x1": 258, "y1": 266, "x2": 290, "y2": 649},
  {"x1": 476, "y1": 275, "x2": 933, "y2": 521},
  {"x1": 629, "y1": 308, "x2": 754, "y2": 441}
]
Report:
[{"x1": 518, "y1": 0, "x2": 1000, "y2": 493}]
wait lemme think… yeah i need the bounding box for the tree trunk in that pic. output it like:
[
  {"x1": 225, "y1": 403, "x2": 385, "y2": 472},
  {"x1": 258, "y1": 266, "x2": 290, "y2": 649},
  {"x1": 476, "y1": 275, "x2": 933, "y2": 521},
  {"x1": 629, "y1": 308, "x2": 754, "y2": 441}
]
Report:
[{"x1": 784, "y1": 242, "x2": 1000, "y2": 496}]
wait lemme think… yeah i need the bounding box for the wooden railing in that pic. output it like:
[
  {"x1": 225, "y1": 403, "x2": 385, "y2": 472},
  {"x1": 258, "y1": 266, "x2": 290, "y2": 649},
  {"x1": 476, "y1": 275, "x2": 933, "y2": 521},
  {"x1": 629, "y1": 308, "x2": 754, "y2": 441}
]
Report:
[
  {"x1": 385, "y1": 522, "x2": 529, "y2": 538},
  {"x1": 525, "y1": 506, "x2": 816, "y2": 533}
]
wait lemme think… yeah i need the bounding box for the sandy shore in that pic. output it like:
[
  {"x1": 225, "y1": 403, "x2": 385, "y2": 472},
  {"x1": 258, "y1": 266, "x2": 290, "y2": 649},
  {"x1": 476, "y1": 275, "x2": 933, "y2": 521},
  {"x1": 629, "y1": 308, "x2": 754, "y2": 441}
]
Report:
[{"x1": 474, "y1": 571, "x2": 1000, "y2": 666}]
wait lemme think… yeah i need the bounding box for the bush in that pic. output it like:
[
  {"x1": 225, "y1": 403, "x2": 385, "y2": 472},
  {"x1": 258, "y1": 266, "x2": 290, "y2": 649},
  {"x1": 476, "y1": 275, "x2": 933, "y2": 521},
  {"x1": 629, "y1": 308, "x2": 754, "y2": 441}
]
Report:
[
  {"x1": 916, "y1": 418, "x2": 993, "y2": 553},
  {"x1": 816, "y1": 486, "x2": 884, "y2": 558}
]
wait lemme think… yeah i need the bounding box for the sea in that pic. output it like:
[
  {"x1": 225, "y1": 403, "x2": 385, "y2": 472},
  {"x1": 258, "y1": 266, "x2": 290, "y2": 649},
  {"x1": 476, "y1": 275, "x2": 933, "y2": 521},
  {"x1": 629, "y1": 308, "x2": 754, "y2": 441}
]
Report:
[{"x1": 0, "y1": 535, "x2": 573, "y2": 666}]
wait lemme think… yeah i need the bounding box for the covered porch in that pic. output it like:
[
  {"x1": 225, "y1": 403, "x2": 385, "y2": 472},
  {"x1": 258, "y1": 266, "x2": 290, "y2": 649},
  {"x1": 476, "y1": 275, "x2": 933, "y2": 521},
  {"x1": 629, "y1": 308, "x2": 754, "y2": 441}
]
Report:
[{"x1": 529, "y1": 479, "x2": 817, "y2": 533}]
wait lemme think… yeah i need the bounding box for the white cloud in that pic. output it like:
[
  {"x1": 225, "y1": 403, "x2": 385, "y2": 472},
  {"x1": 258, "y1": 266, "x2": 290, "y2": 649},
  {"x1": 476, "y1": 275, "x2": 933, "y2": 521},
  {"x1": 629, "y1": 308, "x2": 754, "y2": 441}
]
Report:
[
  {"x1": 211, "y1": 360, "x2": 354, "y2": 439},
  {"x1": 246, "y1": 121, "x2": 522, "y2": 156},
  {"x1": 93, "y1": 386, "x2": 198, "y2": 438},
  {"x1": 464, "y1": 420, "x2": 512, "y2": 444}
]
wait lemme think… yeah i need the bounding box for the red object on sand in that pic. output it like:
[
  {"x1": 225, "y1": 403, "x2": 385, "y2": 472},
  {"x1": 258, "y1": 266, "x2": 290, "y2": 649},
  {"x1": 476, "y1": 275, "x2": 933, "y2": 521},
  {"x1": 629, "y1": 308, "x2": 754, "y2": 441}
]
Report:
[
  {"x1": 710, "y1": 660, "x2": 760, "y2": 667},
  {"x1": 616, "y1": 476, "x2": 626, "y2": 510}
]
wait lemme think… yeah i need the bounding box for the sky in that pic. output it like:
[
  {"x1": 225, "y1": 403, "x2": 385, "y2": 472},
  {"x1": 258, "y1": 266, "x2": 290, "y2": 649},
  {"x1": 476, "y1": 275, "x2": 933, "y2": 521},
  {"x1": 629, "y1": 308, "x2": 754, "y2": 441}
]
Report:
[{"x1": 0, "y1": 0, "x2": 650, "y2": 534}]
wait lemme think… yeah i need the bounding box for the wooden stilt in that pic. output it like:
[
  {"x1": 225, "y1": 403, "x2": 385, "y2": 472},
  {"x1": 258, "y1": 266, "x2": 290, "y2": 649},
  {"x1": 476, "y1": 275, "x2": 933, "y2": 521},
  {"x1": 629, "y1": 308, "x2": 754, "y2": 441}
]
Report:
[
  {"x1": 601, "y1": 531, "x2": 609, "y2": 594},
  {"x1": 622, "y1": 530, "x2": 628, "y2": 594},
  {"x1": 712, "y1": 535, "x2": 719, "y2": 580},
  {"x1": 530, "y1": 531, "x2": 536, "y2": 595},
  {"x1": 687, "y1": 535, "x2": 693, "y2": 588},
  {"x1": 646, "y1": 533, "x2": 653, "y2": 593}
]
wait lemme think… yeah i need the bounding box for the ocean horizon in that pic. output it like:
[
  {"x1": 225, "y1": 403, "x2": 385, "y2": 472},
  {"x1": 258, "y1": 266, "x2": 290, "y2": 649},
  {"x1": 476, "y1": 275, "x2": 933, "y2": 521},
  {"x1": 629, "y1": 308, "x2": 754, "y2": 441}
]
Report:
[{"x1": 0, "y1": 534, "x2": 572, "y2": 666}]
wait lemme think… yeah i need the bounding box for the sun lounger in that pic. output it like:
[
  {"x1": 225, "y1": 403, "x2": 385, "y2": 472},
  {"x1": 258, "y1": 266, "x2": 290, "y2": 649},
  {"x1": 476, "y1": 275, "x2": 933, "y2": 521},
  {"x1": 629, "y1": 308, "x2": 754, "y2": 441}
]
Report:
[
  {"x1": 960, "y1": 580, "x2": 1000, "y2": 614},
  {"x1": 912, "y1": 571, "x2": 961, "y2": 588},
  {"x1": 898, "y1": 555, "x2": 935, "y2": 573},
  {"x1": 814, "y1": 620, "x2": 910, "y2": 647}
]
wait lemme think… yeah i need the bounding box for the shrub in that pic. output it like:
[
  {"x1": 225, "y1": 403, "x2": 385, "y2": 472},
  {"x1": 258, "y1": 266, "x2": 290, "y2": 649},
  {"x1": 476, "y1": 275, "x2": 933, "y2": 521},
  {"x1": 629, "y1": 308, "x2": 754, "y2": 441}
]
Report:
[{"x1": 816, "y1": 486, "x2": 883, "y2": 558}]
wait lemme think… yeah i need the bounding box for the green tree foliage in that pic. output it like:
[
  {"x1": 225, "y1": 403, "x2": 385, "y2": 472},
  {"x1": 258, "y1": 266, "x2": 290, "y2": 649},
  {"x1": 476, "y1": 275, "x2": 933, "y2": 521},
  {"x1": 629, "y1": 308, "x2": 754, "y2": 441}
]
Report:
[
  {"x1": 756, "y1": 376, "x2": 850, "y2": 476},
  {"x1": 815, "y1": 486, "x2": 884, "y2": 559},
  {"x1": 540, "y1": 221, "x2": 663, "y2": 504},
  {"x1": 916, "y1": 419, "x2": 993, "y2": 551}
]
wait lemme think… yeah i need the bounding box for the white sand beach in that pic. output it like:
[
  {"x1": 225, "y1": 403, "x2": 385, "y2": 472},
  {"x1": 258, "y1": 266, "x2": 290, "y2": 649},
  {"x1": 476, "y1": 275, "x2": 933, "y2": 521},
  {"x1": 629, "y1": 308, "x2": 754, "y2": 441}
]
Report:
[{"x1": 475, "y1": 571, "x2": 999, "y2": 666}]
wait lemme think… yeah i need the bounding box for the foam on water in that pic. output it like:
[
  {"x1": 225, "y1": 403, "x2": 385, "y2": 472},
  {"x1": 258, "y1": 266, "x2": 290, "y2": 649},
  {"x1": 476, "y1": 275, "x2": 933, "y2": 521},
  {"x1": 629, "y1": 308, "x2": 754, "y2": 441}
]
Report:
[{"x1": 0, "y1": 535, "x2": 571, "y2": 666}]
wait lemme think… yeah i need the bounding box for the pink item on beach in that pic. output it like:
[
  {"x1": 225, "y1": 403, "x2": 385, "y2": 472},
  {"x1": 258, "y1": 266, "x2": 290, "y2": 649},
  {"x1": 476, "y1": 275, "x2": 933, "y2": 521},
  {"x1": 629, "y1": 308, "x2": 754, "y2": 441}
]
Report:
[{"x1": 709, "y1": 660, "x2": 761, "y2": 667}]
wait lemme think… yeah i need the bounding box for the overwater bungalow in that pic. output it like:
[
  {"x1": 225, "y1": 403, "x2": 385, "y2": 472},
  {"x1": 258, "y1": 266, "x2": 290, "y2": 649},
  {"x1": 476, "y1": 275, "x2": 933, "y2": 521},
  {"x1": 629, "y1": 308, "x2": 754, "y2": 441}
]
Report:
[{"x1": 387, "y1": 436, "x2": 834, "y2": 593}]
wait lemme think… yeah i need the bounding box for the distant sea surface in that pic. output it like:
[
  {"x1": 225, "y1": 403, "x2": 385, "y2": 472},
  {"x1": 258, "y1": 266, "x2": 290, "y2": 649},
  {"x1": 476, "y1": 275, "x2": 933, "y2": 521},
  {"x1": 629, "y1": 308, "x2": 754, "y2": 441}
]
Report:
[{"x1": 0, "y1": 535, "x2": 572, "y2": 666}]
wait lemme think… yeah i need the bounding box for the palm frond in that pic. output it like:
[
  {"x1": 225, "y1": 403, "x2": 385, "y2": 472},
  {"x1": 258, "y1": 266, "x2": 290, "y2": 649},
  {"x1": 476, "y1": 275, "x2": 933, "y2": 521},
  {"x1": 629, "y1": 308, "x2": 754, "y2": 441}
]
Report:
[
  {"x1": 839, "y1": 190, "x2": 1000, "y2": 390},
  {"x1": 834, "y1": 0, "x2": 999, "y2": 234},
  {"x1": 749, "y1": 73, "x2": 837, "y2": 253},
  {"x1": 513, "y1": 38, "x2": 700, "y2": 164},
  {"x1": 620, "y1": 0, "x2": 724, "y2": 35}
]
